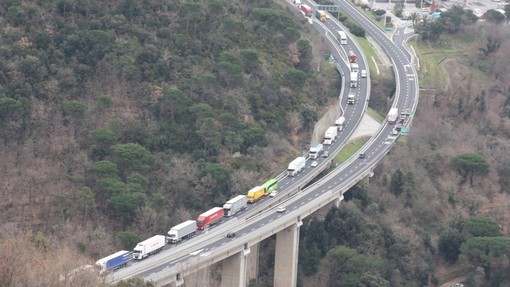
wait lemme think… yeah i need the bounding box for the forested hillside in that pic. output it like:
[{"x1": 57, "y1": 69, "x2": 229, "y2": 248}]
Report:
[{"x1": 0, "y1": 0, "x2": 341, "y2": 285}]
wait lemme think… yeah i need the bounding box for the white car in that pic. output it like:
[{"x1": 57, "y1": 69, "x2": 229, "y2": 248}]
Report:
[
  {"x1": 276, "y1": 206, "x2": 286, "y2": 213},
  {"x1": 269, "y1": 190, "x2": 278, "y2": 197},
  {"x1": 311, "y1": 161, "x2": 318, "y2": 167},
  {"x1": 361, "y1": 70, "x2": 367, "y2": 78}
]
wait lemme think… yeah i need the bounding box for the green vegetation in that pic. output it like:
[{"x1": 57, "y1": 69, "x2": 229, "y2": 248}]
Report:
[{"x1": 334, "y1": 137, "x2": 370, "y2": 164}]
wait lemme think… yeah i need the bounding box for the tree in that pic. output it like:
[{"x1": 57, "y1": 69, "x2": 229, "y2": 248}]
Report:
[
  {"x1": 452, "y1": 153, "x2": 489, "y2": 185},
  {"x1": 460, "y1": 237, "x2": 510, "y2": 279},
  {"x1": 296, "y1": 39, "x2": 312, "y2": 71},
  {"x1": 464, "y1": 216, "x2": 502, "y2": 237},
  {"x1": 390, "y1": 169, "x2": 404, "y2": 196},
  {"x1": 92, "y1": 128, "x2": 118, "y2": 146},
  {"x1": 241, "y1": 127, "x2": 267, "y2": 151},
  {"x1": 116, "y1": 231, "x2": 141, "y2": 250},
  {"x1": 240, "y1": 49, "x2": 259, "y2": 73},
  {"x1": 62, "y1": 100, "x2": 86, "y2": 120},
  {"x1": 409, "y1": 12, "x2": 420, "y2": 26},
  {"x1": 115, "y1": 278, "x2": 155, "y2": 287},
  {"x1": 111, "y1": 143, "x2": 154, "y2": 175},
  {"x1": 88, "y1": 160, "x2": 119, "y2": 178},
  {"x1": 438, "y1": 230, "x2": 466, "y2": 263},
  {"x1": 283, "y1": 69, "x2": 307, "y2": 90},
  {"x1": 483, "y1": 9, "x2": 505, "y2": 24}
]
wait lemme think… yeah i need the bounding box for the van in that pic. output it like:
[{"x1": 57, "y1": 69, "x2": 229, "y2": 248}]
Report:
[
  {"x1": 337, "y1": 31, "x2": 347, "y2": 45},
  {"x1": 361, "y1": 70, "x2": 367, "y2": 78}
]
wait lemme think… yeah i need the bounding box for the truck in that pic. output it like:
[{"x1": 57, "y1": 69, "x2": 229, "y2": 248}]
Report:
[
  {"x1": 287, "y1": 157, "x2": 306, "y2": 177},
  {"x1": 387, "y1": 108, "x2": 399, "y2": 124},
  {"x1": 337, "y1": 30, "x2": 347, "y2": 45},
  {"x1": 261, "y1": 178, "x2": 278, "y2": 195},
  {"x1": 335, "y1": 116, "x2": 346, "y2": 131},
  {"x1": 223, "y1": 195, "x2": 247, "y2": 216},
  {"x1": 166, "y1": 220, "x2": 197, "y2": 243},
  {"x1": 316, "y1": 10, "x2": 327, "y2": 21},
  {"x1": 348, "y1": 50, "x2": 357, "y2": 63},
  {"x1": 196, "y1": 207, "x2": 224, "y2": 229},
  {"x1": 323, "y1": 126, "x2": 338, "y2": 145},
  {"x1": 133, "y1": 235, "x2": 165, "y2": 260},
  {"x1": 247, "y1": 186, "x2": 266, "y2": 203},
  {"x1": 350, "y1": 71, "x2": 358, "y2": 88},
  {"x1": 347, "y1": 93, "x2": 355, "y2": 105},
  {"x1": 294, "y1": 0, "x2": 301, "y2": 6},
  {"x1": 309, "y1": 144, "x2": 323, "y2": 159},
  {"x1": 96, "y1": 250, "x2": 132, "y2": 274},
  {"x1": 301, "y1": 4, "x2": 312, "y2": 17},
  {"x1": 350, "y1": 62, "x2": 359, "y2": 73}
]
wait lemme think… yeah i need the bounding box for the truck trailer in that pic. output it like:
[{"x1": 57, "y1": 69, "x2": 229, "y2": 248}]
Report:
[
  {"x1": 247, "y1": 186, "x2": 266, "y2": 203},
  {"x1": 324, "y1": 126, "x2": 338, "y2": 145},
  {"x1": 196, "y1": 207, "x2": 224, "y2": 229},
  {"x1": 133, "y1": 235, "x2": 165, "y2": 260},
  {"x1": 96, "y1": 250, "x2": 132, "y2": 274},
  {"x1": 347, "y1": 93, "x2": 355, "y2": 105},
  {"x1": 287, "y1": 157, "x2": 306, "y2": 177},
  {"x1": 223, "y1": 195, "x2": 247, "y2": 216},
  {"x1": 309, "y1": 144, "x2": 324, "y2": 159},
  {"x1": 387, "y1": 108, "x2": 399, "y2": 124},
  {"x1": 335, "y1": 116, "x2": 346, "y2": 131},
  {"x1": 301, "y1": 4, "x2": 312, "y2": 17},
  {"x1": 166, "y1": 220, "x2": 197, "y2": 244},
  {"x1": 350, "y1": 62, "x2": 359, "y2": 73},
  {"x1": 350, "y1": 71, "x2": 358, "y2": 88}
]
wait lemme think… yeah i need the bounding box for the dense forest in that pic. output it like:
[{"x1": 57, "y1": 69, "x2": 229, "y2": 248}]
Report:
[{"x1": 1, "y1": 0, "x2": 510, "y2": 286}]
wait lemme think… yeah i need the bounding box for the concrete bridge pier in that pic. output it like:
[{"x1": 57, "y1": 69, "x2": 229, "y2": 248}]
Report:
[
  {"x1": 273, "y1": 220, "x2": 302, "y2": 287},
  {"x1": 334, "y1": 194, "x2": 345, "y2": 207},
  {"x1": 221, "y1": 244, "x2": 256, "y2": 287}
]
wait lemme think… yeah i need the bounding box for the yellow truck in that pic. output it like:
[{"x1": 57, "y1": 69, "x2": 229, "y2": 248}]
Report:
[
  {"x1": 316, "y1": 10, "x2": 327, "y2": 22},
  {"x1": 246, "y1": 186, "x2": 266, "y2": 203}
]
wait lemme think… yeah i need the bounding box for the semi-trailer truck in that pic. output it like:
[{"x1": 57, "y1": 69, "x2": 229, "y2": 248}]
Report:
[
  {"x1": 324, "y1": 126, "x2": 338, "y2": 145},
  {"x1": 309, "y1": 144, "x2": 324, "y2": 159},
  {"x1": 350, "y1": 71, "x2": 358, "y2": 88},
  {"x1": 301, "y1": 4, "x2": 312, "y2": 17},
  {"x1": 287, "y1": 157, "x2": 306, "y2": 177},
  {"x1": 350, "y1": 63, "x2": 359, "y2": 73},
  {"x1": 347, "y1": 93, "x2": 355, "y2": 105},
  {"x1": 196, "y1": 207, "x2": 224, "y2": 229},
  {"x1": 337, "y1": 31, "x2": 347, "y2": 45},
  {"x1": 133, "y1": 235, "x2": 165, "y2": 260},
  {"x1": 166, "y1": 220, "x2": 197, "y2": 243},
  {"x1": 387, "y1": 108, "x2": 399, "y2": 124},
  {"x1": 96, "y1": 250, "x2": 132, "y2": 274},
  {"x1": 348, "y1": 50, "x2": 357, "y2": 63},
  {"x1": 335, "y1": 116, "x2": 346, "y2": 131},
  {"x1": 247, "y1": 186, "x2": 266, "y2": 203},
  {"x1": 223, "y1": 195, "x2": 247, "y2": 216}
]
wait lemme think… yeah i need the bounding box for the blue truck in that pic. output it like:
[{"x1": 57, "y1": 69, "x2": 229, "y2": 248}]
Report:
[{"x1": 95, "y1": 250, "x2": 132, "y2": 274}]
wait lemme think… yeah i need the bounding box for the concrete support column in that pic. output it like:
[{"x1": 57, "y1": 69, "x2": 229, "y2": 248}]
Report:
[
  {"x1": 246, "y1": 242, "x2": 259, "y2": 283},
  {"x1": 221, "y1": 247, "x2": 251, "y2": 287},
  {"x1": 335, "y1": 194, "x2": 345, "y2": 207},
  {"x1": 274, "y1": 223, "x2": 301, "y2": 287}
]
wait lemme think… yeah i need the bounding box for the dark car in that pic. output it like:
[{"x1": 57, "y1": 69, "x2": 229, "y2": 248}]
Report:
[
  {"x1": 322, "y1": 151, "x2": 329, "y2": 158},
  {"x1": 226, "y1": 232, "x2": 236, "y2": 238},
  {"x1": 359, "y1": 153, "x2": 366, "y2": 159}
]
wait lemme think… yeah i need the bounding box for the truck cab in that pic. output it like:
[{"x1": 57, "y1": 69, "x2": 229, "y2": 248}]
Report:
[{"x1": 347, "y1": 94, "x2": 355, "y2": 105}]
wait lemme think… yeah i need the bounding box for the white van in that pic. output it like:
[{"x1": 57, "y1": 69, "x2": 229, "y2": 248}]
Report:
[{"x1": 337, "y1": 31, "x2": 347, "y2": 45}]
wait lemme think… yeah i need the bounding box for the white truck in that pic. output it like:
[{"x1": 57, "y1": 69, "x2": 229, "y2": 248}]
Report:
[
  {"x1": 309, "y1": 144, "x2": 323, "y2": 159},
  {"x1": 133, "y1": 235, "x2": 166, "y2": 260},
  {"x1": 335, "y1": 116, "x2": 346, "y2": 131},
  {"x1": 323, "y1": 126, "x2": 338, "y2": 145},
  {"x1": 166, "y1": 220, "x2": 197, "y2": 244},
  {"x1": 350, "y1": 71, "x2": 358, "y2": 88},
  {"x1": 387, "y1": 108, "x2": 399, "y2": 124},
  {"x1": 287, "y1": 157, "x2": 306, "y2": 177},
  {"x1": 347, "y1": 93, "x2": 355, "y2": 105},
  {"x1": 223, "y1": 195, "x2": 247, "y2": 217},
  {"x1": 350, "y1": 62, "x2": 359, "y2": 73}
]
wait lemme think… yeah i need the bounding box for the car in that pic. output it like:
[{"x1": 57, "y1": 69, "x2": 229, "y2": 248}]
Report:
[
  {"x1": 361, "y1": 69, "x2": 367, "y2": 78},
  {"x1": 391, "y1": 128, "x2": 399, "y2": 135},
  {"x1": 226, "y1": 232, "x2": 236, "y2": 238},
  {"x1": 322, "y1": 151, "x2": 329, "y2": 158},
  {"x1": 276, "y1": 206, "x2": 286, "y2": 213},
  {"x1": 269, "y1": 190, "x2": 278, "y2": 197},
  {"x1": 396, "y1": 122, "x2": 403, "y2": 131},
  {"x1": 359, "y1": 153, "x2": 366, "y2": 159},
  {"x1": 311, "y1": 161, "x2": 318, "y2": 167}
]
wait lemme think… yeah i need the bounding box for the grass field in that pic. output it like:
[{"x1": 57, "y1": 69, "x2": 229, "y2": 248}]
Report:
[{"x1": 334, "y1": 136, "x2": 370, "y2": 164}]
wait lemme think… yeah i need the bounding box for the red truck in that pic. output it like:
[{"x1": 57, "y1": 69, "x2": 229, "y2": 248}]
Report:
[
  {"x1": 348, "y1": 50, "x2": 357, "y2": 63},
  {"x1": 196, "y1": 207, "x2": 224, "y2": 230},
  {"x1": 301, "y1": 4, "x2": 312, "y2": 17}
]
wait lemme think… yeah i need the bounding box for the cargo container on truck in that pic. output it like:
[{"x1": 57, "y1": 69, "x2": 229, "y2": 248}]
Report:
[
  {"x1": 197, "y1": 207, "x2": 224, "y2": 230},
  {"x1": 96, "y1": 250, "x2": 132, "y2": 274},
  {"x1": 347, "y1": 93, "x2": 355, "y2": 105},
  {"x1": 247, "y1": 186, "x2": 266, "y2": 203},
  {"x1": 316, "y1": 10, "x2": 327, "y2": 21},
  {"x1": 335, "y1": 116, "x2": 346, "y2": 131},
  {"x1": 261, "y1": 178, "x2": 278, "y2": 195},
  {"x1": 294, "y1": 0, "x2": 301, "y2": 6},
  {"x1": 133, "y1": 235, "x2": 165, "y2": 260},
  {"x1": 348, "y1": 50, "x2": 357, "y2": 63},
  {"x1": 324, "y1": 126, "x2": 338, "y2": 145},
  {"x1": 350, "y1": 63, "x2": 359, "y2": 73},
  {"x1": 287, "y1": 157, "x2": 306, "y2": 177},
  {"x1": 309, "y1": 144, "x2": 323, "y2": 159},
  {"x1": 166, "y1": 220, "x2": 197, "y2": 243},
  {"x1": 350, "y1": 71, "x2": 358, "y2": 88},
  {"x1": 223, "y1": 195, "x2": 247, "y2": 216},
  {"x1": 337, "y1": 31, "x2": 347, "y2": 45},
  {"x1": 387, "y1": 108, "x2": 399, "y2": 124},
  {"x1": 301, "y1": 4, "x2": 312, "y2": 17}
]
